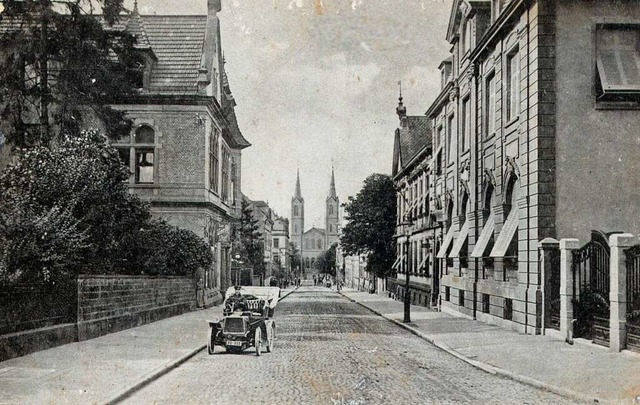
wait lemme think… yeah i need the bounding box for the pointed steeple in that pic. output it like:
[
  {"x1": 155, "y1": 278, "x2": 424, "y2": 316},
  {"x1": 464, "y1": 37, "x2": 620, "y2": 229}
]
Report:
[
  {"x1": 328, "y1": 166, "x2": 336, "y2": 198},
  {"x1": 295, "y1": 169, "x2": 302, "y2": 199},
  {"x1": 396, "y1": 80, "x2": 406, "y2": 120}
]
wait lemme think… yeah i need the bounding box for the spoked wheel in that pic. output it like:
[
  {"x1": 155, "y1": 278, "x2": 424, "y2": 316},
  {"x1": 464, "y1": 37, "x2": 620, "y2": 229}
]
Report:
[
  {"x1": 255, "y1": 327, "x2": 262, "y2": 356},
  {"x1": 207, "y1": 327, "x2": 215, "y2": 355},
  {"x1": 266, "y1": 323, "x2": 275, "y2": 353}
]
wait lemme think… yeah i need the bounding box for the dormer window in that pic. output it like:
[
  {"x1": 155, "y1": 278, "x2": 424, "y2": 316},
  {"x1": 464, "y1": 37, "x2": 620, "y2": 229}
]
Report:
[
  {"x1": 462, "y1": 19, "x2": 472, "y2": 54},
  {"x1": 492, "y1": 0, "x2": 511, "y2": 22}
]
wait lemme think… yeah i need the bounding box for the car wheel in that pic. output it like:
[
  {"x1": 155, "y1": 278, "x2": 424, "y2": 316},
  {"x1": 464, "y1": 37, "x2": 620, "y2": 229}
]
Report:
[
  {"x1": 255, "y1": 327, "x2": 262, "y2": 356},
  {"x1": 266, "y1": 324, "x2": 275, "y2": 353},
  {"x1": 207, "y1": 327, "x2": 215, "y2": 355}
]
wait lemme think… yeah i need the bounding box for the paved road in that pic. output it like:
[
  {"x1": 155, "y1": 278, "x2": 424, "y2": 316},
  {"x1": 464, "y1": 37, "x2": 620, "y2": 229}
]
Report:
[{"x1": 123, "y1": 287, "x2": 580, "y2": 404}]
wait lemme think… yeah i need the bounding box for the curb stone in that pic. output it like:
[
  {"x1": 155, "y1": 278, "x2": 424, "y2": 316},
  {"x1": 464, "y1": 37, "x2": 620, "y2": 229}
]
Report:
[
  {"x1": 339, "y1": 291, "x2": 603, "y2": 405},
  {"x1": 102, "y1": 287, "x2": 299, "y2": 405}
]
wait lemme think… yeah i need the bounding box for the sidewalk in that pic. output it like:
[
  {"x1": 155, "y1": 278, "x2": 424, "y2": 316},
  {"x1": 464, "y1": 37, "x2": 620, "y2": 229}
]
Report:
[
  {"x1": 0, "y1": 287, "x2": 298, "y2": 405},
  {"x1": 340, "y1": 288, "x2": 640, "y2": 404}
]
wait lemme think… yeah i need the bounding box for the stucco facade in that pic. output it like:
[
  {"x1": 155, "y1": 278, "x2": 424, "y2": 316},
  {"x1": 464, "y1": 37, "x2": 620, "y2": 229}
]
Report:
[{"x1": 392, "y1": 0, "x2": 640, "y2": 334}]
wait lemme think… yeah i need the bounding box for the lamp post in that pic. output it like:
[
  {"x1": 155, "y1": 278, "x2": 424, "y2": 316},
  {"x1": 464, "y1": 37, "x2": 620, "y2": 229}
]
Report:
[{"x1": 403, "y1": 221, "x2": 412, "y2": 323}]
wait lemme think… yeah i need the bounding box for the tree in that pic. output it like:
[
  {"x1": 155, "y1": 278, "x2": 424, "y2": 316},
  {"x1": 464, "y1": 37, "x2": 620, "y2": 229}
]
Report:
[
  {"x1": 0, "y1": 0, "x2": 140, "y2": 147},
  {"x1": 289, "y1": 241, "x2": 301, "y2": 277},
  {"x1": 340, "y1": 174, "x2": 397, "y2": 278},
  {"x1": 234, "y1": 199, "x2": 264, "y2": 284},
  {"x1": 317, "y1": 242, "x2": 337, "y2": 276}
]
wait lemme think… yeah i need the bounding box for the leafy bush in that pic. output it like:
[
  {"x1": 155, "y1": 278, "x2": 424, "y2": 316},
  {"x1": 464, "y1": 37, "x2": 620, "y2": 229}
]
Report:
[{"x1": 0, "y1": 130, "x2": 211, "y2": 285}]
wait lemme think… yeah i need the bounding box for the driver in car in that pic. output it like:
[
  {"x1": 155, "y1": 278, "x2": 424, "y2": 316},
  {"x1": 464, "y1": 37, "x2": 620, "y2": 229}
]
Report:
[{"x1": 226, "y1": 285, "x2": 248, "y2": 313}]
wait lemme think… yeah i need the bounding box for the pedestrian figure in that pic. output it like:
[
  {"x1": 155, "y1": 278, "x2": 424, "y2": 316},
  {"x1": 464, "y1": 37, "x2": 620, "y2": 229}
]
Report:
[{"x1": 196, "y1": 278, "x2": 204, "y2": 308}]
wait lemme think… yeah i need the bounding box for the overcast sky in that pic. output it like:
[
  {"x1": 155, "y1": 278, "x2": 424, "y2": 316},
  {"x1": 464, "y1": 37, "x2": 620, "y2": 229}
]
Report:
[{"x1": 126, "y1": 0, "x2": 453, "y2": 229}]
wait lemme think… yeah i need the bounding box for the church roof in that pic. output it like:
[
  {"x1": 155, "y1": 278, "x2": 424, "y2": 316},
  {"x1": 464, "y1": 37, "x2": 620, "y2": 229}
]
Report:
[{"x1": 304, "y1": 227, "x2": 326, "y2": 236}]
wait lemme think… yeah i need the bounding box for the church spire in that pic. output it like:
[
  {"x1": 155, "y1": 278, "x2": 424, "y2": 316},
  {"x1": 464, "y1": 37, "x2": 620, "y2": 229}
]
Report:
[
  {"x1": 295, "y1": 169, "x2": 302, "y2": 199},
  {"x1": 328, "y1": 166, "x2": 336, "y2": 198}
]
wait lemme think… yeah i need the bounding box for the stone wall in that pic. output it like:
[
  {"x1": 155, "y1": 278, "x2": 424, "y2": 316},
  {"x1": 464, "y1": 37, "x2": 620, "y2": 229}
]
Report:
[{"x1": 76, "y1": 275, "x2": 196, "y2": 341}]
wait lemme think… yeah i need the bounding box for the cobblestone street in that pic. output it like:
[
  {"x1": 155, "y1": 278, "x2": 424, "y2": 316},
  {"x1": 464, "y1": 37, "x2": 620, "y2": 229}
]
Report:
[{"x1": 123, "y1": 287, "x2": 580, "y2": 404}]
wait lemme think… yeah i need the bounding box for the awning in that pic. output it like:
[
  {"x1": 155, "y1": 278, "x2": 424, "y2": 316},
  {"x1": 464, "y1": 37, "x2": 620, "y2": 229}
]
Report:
[
  {"x1": 596, "y1": 28, "x2": 640, "y2": 95},
  {"x1": 490, "y1": 208, "x2": 519, "y2": 258},
  {"x1": 471, "y1": 212, "x2": 495, "y2": 258},
  {"x1": 436, "y1": 226, "x2": 455, "y2": 258},
  {"x1": 449, "y1": 220, "x2": 470, "y2": 258},
  {"x1": 391, "y1": 254, "x2": 405, "y2": 270}
]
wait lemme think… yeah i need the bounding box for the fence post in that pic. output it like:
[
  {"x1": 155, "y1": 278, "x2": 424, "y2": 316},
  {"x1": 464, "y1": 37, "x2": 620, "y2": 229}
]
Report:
[
  {"x1": 609, "y1": 233, "x2": 634, "y2": 352},
  {"x1": 539, "y1": 237, "x2": 559, "y2": 334},
  {"x1": 560, "y1": 238, "x2": 580, "y2": 342}
]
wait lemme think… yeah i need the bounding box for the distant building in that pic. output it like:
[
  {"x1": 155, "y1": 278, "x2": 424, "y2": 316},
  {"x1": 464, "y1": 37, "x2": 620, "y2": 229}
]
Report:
[
  {"x1": 390, "y1": 96, "x2": 434, "y2": 307},
  {"x1": 272, "y1": 217, "x2": 291, "y2": 279},
  {"x1": 290, "y1": 168, "x2": 340, "y2": 274},
  {"x1": 247, "y1": 199, "x2": 274, "y2": 284}
]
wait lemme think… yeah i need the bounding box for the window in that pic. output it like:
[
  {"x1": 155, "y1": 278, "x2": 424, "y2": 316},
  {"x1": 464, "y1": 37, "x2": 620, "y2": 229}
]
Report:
[
  {"x1": 506, "y1": 49, "x2": 520, "y2": 121},
  {"x1": 447, "y1": 114, "x2": 455, "y2": 163},
  {"x1": 329, "y1": 205, "x2": 333, "y2": 215},
  {"x1": 209, "y1": 129, "x2": 219, "y2": 193},
  {"x1": 485, "y1": 72, "x2": 496, "y2": 136},
  {"x1": 462, "y1": 19, "x2": 472, "y2": 54},
  {"x1": 294, "y1": 206, "x2": 299, "y2": 216},
  {"x1": 221, "y1": 147, "x2": 230, "y2": 202},
  {"x1": 294, "y1": 224, "x2": 298, "y2": 233},
  {"x1": 504, "y1": 298, "x2": 513, "y2": 320},
  {"x1": 274, "y1": 238, "x2": 279, "y2": 248},
  {"x1": 114, "y1": 125, "x2": 156, "y2": 184},
  {"x1": 445, "y1": 286, "x2": 450, "y2": 302},
  {"x1": 596, "y1": 25, "x2": 640, "y2": 103},
  {"x1": 135, "y1": 150, "x2": 154, "y2": 183},
  {"x1": 461, "y1": 96, "x2": 470, "y2": 151},
  {"x1": 459, "y1": 290, "x2": 465, "y2": 307},
  {"x1": 482, "y1": 294, "x2": 490, "y2": 313}
]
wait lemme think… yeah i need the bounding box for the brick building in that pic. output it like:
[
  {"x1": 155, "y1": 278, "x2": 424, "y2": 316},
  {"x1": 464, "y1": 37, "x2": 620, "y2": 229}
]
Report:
[
  {"x1": 111, "y1": 1, "x2": 250, "y2": 306},
  {"x1": 391, "y1": 0, "x2": 640, "y2": 334},
  {"x1": 390, "y1": 96, "x2": 436, "y2": 308}
]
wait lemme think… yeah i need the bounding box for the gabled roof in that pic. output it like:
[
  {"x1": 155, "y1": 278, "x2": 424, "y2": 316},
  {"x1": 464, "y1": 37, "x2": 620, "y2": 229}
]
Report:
[
  {"x1": 117, "y1": 15, "x2": 207, "y2": 95},
  {"x1": 392, "y1": 116, "x2": 432, "y2": 177},
  {"x1": 304, "y1": 227, "x2": 326, "y2": 236}
]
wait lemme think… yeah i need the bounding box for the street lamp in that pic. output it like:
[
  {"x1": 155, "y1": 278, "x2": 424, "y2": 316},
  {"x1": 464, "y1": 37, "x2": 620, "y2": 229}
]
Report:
[
  {"x1": 397, "y1": 186, "x2": 413, "y2": 324},
  {"x1": 403, "y1": 220, "x2": 412, "y2": 323}
]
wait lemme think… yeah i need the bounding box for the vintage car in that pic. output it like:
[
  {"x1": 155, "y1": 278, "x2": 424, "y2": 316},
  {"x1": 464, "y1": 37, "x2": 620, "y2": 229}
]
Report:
[{"x1": 207, "y1": 286, "x2": 280, "y2": 356}]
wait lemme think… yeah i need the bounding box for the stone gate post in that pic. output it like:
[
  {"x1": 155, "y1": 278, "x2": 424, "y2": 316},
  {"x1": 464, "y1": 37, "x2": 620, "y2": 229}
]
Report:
[
  {"x1": 560, "y1": 238, "x2": 579, "y2": 342},
  {"x1": 610, "y1": 233, "x2": 634, "y2": 352},
  {"x1": 538, "y1": 237, "x2": 559, "y2": 334}
]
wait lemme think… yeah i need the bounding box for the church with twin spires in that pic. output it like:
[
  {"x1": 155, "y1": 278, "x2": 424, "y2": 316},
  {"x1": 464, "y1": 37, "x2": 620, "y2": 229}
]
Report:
[{"x1": 290, "y1": 168, "x2": 340, "y2": 273}]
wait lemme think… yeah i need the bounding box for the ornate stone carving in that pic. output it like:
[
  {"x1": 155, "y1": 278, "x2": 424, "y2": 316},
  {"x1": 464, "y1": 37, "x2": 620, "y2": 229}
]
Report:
[
  {"x1": 449, "y1": 85, "x2": 459, "y2": 102},
  {"x1": 504, "y1": 155, "x2": 521, "y2": 179}
]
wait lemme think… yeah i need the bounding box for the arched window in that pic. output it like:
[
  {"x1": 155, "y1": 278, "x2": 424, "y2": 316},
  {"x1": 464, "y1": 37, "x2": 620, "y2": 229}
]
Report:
[
  {"x1": 294, "y1": 206, "x2": 299, "y2": 216},
  {"x1": 317, "y1": 239, "x2": 322, "y2": 249},
  {"x1": 329, "y1": 205, "x2": 333, "y2": 215},
  {"x1": 135, "y1": 125, "x2": 155, "y2": 144}
]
